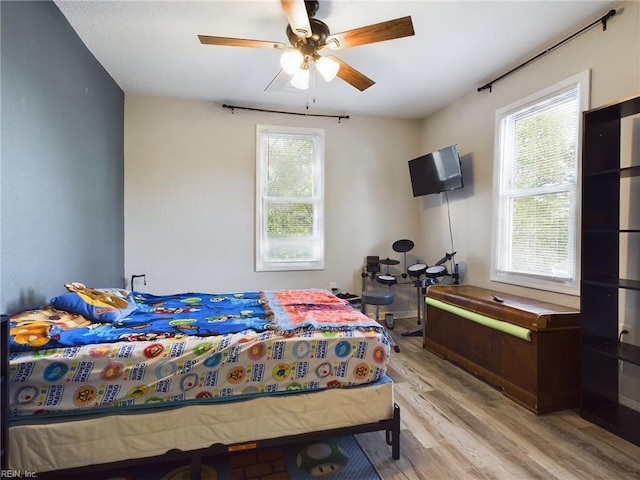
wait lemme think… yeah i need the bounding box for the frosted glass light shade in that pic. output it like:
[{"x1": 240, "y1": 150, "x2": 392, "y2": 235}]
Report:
[
  {"x1": 316, "y1": 56, "x2": 340, "y2": 81},
  {"x1": 280, "y1": 51, "x2": 304, "y2": 74},
  {"x1": 291, "y1": 67, "x2": 310, "y2": 90}
]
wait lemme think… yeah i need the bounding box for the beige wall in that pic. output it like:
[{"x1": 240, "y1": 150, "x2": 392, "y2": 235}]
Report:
[
  {"x1": 417, "y1": 0, "x2": 639, "y2": 309},
  {"x1": 124, "y1": 96, "x2": 423, "y2": 314},
  {"x1": 124, "y1": 2, "x2": 639, "y2": 311},
  {"x1": 124, "y1": 1, "x2": 639, "y2": 407}
]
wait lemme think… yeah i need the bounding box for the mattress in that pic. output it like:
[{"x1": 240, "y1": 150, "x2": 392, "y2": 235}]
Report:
[
  {"x1": 8, "y1": 376, "x2": 395, "y2": 473},
  {"x1": 9, "y1": 327, "x2": 388, "y2": 418}
]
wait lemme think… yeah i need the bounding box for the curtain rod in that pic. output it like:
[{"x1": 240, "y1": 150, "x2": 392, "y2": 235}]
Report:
[
  {"x1": 222, "y1": 103, "x2": 349, "y2": 122},
  {"x1": 478, "y1": 9, "x2": 617, "y2": 93}
]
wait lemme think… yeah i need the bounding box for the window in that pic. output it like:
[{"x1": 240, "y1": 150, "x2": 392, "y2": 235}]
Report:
[
  {"x1": 256, "y1": 125, "x2": 324, "y2": 271},
  {"x1": 491, "y1": 71, "x2": 589, "y2": 295}
]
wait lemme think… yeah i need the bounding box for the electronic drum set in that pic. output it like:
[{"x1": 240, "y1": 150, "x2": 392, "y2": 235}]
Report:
[{"x1": 362, "y1": 238, "x2": 458, "y2": 335}]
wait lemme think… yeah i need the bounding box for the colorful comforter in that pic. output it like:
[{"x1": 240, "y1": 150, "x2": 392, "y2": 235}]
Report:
[
  {"x1": 8, "y1": 289, "x2": 390, "y2": 418},
  {"x1": 9, "y1": 289, "x2": 382, "y2": 352}
]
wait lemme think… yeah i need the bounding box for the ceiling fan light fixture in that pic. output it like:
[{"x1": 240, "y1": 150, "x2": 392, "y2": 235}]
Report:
[
  {"x1": 325, "y1": 38, "x2": 340, "y2": 50},
  {"x1": 291, "y1": 64, "x2": 310, "y2": 90},
  {"x1": 315, "y1": 56, "x2": 340, "y2": 82},
  {"x1": 280, "y1": 50, "x2": 304, "y2": 74}
]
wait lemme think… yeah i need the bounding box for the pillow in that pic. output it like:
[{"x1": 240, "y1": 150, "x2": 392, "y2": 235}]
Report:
[
  {"x1": 10, "y1": 307, "x2": 91, "y2": 349},
  {"x1": 50, "y1": 282, "x2": 138, "y2": 323}
]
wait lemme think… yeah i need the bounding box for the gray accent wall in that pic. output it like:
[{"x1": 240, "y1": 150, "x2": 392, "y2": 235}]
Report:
[{"x1": 1, "y1": 0, "x2": 125, "y2": 314}]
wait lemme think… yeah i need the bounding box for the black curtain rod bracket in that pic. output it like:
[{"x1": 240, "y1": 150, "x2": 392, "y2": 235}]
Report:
[
  {"x1": 478, "y1": 9, "x2": 617, "y2": 93},
  {"x1": 222, "y1": 104, "x2": 349, "y2": 123}
]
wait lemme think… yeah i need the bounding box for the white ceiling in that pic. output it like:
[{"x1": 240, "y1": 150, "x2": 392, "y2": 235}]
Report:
[{"x1": 54, "y1": 0, "x2": 620, "y2": 120}]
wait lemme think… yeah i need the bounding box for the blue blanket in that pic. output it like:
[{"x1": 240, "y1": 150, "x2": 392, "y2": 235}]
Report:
[{"x1": 9, "y1": 291, "x2": 271, "y2": 351}]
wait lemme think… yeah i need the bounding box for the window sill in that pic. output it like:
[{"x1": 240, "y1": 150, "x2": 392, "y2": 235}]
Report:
[{"x1": 490, "y1": 271, "x2": 580, "y2": 297}]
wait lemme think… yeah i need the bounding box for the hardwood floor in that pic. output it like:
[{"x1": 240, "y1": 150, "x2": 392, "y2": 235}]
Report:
[{"x1": 357, "y1": 324, "x2": 640, "y2": 480}]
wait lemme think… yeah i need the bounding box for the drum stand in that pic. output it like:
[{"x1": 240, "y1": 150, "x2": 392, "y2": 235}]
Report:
[
  {"x1": 401, "y1": 253, "x2": 456, "y2": 337},
  {"x1": 402, "y1": 269, "x2": 430, "y2": 337}
]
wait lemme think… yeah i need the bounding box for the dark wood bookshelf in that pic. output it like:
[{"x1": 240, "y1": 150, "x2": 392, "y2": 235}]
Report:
[
  {"x1": 582, "y1": 277, "x2": 640, "y2": 291},
  {"x1": 581, "y1": 402, "x2": 640, "y2": 445},
  {"x1": 580, "y1": 94, "x2": 640, "y2": 447},
  {"x1": 585, "y1": 341, "x2": 640, "y2": 366}
]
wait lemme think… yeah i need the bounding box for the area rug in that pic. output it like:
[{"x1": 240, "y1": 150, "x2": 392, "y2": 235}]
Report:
[{"x1": 101, "y1": 435, "x2": 382, "y2": 480}]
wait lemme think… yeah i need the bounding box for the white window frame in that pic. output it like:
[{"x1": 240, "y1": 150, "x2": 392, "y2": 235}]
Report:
[
  {"x1": 255, "y1": 124, "x2": 325, "y2": 272},
  {"x1": 491, "y1": 70, "x2": 590, "y2": 295}
]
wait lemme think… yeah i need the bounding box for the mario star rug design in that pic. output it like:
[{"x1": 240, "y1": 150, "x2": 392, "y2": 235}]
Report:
[{"x1": 101, "y1": 435, "x2": 382, "y2": 480}]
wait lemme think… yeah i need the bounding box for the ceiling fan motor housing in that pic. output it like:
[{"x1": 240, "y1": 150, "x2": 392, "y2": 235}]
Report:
[{"x1": 286, "y1": 18, "x2": 330, "y2": 56}]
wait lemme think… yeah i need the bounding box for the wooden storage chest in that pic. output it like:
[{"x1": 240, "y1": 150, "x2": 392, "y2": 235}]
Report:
[{"x1": 424, "y1": 285, "x2": 580, "y2": 414}]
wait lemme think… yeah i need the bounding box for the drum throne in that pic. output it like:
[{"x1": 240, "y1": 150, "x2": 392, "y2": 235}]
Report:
[
  {"x1": 360, "y1": 238, "x2": 415, "y2": 354},
  {"x1": 361, "y1": 256, "x2": 400, "y2": 353}
]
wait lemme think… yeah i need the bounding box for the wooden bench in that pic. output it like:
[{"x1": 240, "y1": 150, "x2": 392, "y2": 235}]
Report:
[{"x1": 424, "y1": 285, "x2": 580, "y2": 414}]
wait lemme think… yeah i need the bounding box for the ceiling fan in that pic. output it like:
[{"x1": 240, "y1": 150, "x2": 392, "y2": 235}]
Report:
[{"x1": 198, "y1": 0, "x2": 415, "y2": 92}]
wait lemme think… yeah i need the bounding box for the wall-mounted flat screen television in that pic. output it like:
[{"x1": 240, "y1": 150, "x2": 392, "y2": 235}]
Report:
[{"x1": 408, "y1": 144, "x2": 463, "y2": 197}]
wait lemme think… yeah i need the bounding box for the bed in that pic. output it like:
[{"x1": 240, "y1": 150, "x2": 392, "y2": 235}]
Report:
[{"x1": 5, "y1": 286, "x2": 400, "y2": 477}]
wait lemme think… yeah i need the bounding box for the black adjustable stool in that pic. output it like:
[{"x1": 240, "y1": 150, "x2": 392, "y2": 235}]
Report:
[{"x1": 361, "y1": 288, "x2": 400, "y2": 353}]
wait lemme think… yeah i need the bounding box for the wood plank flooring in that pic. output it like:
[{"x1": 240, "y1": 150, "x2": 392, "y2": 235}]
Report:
[{"x1": 357, "y1": 324, "x2": 640, "y2": 480}]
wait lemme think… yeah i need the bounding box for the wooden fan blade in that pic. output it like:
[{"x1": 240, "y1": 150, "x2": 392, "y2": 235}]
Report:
[
  {"x1": 324, "y1": 16, "x2": 414, "y2": 50},
  {"x1": 280, "y1": 0, "x2": 312, "y2": 38},
  {"x1": 328, "y1": 55, "x2": 375, "y2": 91},
  {"x1": 198, "y1": 35, "x2": 287, "y2": 50}
]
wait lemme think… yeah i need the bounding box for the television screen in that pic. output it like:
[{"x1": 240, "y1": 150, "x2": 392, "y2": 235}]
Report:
[{"x1": 408, "y1": 144, "x2": 463, "y2": 197}]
